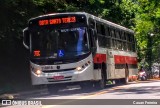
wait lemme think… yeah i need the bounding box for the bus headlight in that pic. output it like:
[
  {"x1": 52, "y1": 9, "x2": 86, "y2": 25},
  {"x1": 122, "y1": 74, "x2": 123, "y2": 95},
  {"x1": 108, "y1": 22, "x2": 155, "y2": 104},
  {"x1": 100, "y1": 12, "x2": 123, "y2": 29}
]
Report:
[
  {"x1": 76, "y1": 66, "x2": 83, "y2": 71},
  {"x1": 31, "y1": 66, "x2": 42, "y2": 75},
  {"x1": 35, "y1": 69, "x2": 42, "y2": 75},
  {"x1": 76, "y1": 61, "x2": 91, "y2": 71}
]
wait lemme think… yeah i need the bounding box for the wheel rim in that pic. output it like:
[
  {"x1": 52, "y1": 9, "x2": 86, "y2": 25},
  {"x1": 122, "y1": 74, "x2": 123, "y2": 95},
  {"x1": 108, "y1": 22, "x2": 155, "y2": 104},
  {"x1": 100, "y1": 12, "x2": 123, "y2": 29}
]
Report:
[
  {"x1": 125, "y1": 76, "x2": 129, "y2": 83},
  {"x1": 125, "y1": 65, "x2": 129, "y2": 83}
]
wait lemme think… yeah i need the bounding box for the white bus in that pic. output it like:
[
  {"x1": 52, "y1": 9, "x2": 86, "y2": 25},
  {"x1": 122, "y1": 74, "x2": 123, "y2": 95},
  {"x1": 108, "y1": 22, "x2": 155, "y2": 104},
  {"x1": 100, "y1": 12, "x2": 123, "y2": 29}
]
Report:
[{"x1": 23, "y1": 12, "x2": 138, "y2": 93}]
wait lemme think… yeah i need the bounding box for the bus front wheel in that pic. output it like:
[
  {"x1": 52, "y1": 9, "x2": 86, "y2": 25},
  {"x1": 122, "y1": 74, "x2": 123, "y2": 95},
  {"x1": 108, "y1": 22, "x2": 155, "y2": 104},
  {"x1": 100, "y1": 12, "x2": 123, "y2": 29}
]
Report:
[
  {"x1": 122, "y1": 65, "x2": 129, "y2": 84},
  {"x1": 94, "y1": 64, "x2": 106, "y2": 89}
]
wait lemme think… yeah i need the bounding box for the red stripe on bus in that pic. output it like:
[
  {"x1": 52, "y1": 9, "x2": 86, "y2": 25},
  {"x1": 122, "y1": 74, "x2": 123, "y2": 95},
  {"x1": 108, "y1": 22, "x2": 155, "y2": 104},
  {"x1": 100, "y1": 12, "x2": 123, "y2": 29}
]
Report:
[
  {"x1": 114, "y1": 55, "x2": 137, "y2": 64},
  {"x1": 114, "y1": 55, "x2": 125, "y2": 64},
  {"x1": 125, "y1": 56, "x2": 137, "y2": 64},
  {"x1": 93, "y1": 53, "x2": 106, "y2": 63}
]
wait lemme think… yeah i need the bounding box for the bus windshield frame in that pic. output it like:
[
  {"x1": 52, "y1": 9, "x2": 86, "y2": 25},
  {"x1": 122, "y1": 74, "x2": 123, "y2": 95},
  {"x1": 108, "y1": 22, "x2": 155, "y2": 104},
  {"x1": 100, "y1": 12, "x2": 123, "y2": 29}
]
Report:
[{"x1": 28, "y1": 14, "x2": 91, "y2": 64}]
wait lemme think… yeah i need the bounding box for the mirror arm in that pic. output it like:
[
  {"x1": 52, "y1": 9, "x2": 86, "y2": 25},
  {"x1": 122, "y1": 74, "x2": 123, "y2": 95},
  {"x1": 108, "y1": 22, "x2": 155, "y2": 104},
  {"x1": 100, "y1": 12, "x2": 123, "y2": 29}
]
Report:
[{"x1": 23, "y1": 41, "x2": 29, "y2": 49}]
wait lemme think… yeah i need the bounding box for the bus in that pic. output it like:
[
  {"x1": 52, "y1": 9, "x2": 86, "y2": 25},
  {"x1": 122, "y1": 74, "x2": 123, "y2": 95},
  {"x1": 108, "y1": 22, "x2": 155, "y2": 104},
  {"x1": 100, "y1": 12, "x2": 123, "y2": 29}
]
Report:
[{"x1": 23, "y1": 12, "x2": 138, "y2": 93}]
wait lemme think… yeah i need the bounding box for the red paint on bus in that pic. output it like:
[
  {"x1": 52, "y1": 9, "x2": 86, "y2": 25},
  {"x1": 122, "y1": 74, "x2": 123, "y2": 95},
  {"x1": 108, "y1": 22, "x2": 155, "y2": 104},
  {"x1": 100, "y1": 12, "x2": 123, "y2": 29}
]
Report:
[{"x1": 93, "y1": 53, "x2": 106, "y2": 63}]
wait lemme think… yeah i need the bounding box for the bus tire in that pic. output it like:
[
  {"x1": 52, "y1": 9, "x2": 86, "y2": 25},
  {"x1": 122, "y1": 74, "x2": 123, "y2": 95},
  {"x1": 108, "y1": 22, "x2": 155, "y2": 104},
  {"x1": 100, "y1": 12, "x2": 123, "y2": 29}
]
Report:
[
  {"x1": 123, "y1": 64, "x2": 129, "y2": 84},
  {"x1": 47, "y1": 84, "x2": 59, "y2": 94},
  {"x1": 94, "y1": 64, "x2": 106, "y2": 89}
]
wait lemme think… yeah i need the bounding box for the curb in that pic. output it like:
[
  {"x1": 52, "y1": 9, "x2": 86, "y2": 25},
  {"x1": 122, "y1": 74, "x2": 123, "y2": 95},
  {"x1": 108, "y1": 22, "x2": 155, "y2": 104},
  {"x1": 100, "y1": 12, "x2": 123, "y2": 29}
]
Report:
[
  {"x1": 0, "y1": 88, "x2": 48, "y2": 99},
  {"x1": 136, "y1": 79, "x2": 160, "y2": 83}
]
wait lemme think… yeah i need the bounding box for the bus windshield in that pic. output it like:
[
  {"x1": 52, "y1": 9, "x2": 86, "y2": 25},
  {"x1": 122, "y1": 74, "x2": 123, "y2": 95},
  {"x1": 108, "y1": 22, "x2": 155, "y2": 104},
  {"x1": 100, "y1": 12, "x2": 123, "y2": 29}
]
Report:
[{"x1": 31, "y1": 27, "x2": 89, "y2": 59}]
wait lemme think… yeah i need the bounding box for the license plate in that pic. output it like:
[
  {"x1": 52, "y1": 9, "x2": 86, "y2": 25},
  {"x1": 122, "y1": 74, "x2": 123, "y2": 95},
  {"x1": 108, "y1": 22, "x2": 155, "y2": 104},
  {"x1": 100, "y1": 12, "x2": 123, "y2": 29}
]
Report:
[{"x1": 53, "y1": 76, "x2": 64, "y2": 80}]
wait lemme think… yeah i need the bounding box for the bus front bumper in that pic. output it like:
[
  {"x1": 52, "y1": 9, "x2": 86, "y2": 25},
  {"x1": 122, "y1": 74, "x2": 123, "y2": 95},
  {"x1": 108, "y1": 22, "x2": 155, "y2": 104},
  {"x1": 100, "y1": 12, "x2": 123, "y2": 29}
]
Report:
[{"x1": 31, "y1": 63, "x2": 94, "y2": 85}]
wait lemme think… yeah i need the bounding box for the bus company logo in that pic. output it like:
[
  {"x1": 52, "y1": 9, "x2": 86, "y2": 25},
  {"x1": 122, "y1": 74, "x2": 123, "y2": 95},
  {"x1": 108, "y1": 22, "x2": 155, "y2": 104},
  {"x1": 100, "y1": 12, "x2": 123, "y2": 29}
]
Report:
[
  {"x1": 57, "y1": 66, "x2": 60, "y2": 69},
  {"x1": 2, "y1": 100, "x2": 11, "y2": 105}
]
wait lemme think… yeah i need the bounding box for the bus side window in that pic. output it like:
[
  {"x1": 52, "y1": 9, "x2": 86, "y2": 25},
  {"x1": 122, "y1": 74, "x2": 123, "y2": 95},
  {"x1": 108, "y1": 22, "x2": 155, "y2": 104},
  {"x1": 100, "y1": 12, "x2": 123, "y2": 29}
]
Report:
[
  {"x1": 96, "y1": 22, "x2": 105, "y2": 36},
  {"x1": 117, "y1": 40, "x2": 122, "y2": 50},
  {"x1": 101, "y1": 24, "x2": 105, "y2": 35},
  {"x1": 132, "y1": 35, "x2": 136, "y2": 52},
  {"x1": 106, "y1": 37, "x2": 111, "y2": 48},
  {"x1": 132, "y1": 43, "x2": 136, "y2": 52},
  {"x1": 111, "y1": 39, "x2": 114, "y2": 49},
  {"x1": 121, "y1": 31, "x2": 123, "y2": 40},
  {"x1": 124, "y1": 33, "x2": 127, "y2": 40},
  {"x1": 111, "y1": 28, "x2": 115, "y2": 38},
  {"x1": 106, "y1": 26, "x2": 111, "y2": 37},
  {"x1": 89, "y1": 18, "x2": 95, "y2": 29},
  {"x1": 119, "y1": 31, "x2": 122, "y2": 39},
  {"x1": 126, "y1": 42, "x2": 131, "y2": 51},
  {"x1": 126, "y1": 33, "x2": 130, "y2": 42},
  {"x1": 112, "y1": 39, "x2": 117, "y2": 49},
  {"x1": 96, "y1": 23, "x2": 101, "y2": 34},
  {"x1": 115, "y1": 30, "x2": 120, "y2": 39},
  {"x1": 106, "y1": 26, "x2": 111, "y2": 48}
]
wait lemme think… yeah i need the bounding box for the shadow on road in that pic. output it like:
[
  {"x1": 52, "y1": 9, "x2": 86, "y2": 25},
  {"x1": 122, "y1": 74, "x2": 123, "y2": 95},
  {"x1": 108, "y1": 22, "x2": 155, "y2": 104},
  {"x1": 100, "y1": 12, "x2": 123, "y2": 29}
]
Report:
[
  {"x1": 106, "y1": 81, "x2": 160, "y2": 96},
  {"x1": 14, "y1": 84, "x2": 116, "y2": 99},
  {"x1": 6, "y1": 80, "x2": 160, "y2": 99}
]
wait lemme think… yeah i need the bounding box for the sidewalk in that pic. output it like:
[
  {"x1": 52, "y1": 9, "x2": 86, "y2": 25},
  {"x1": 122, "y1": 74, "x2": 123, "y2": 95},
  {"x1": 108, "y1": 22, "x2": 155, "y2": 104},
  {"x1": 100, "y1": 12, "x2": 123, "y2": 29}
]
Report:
[{"x1": 135, "y1": 78, "x2": 160, "y2": 83}]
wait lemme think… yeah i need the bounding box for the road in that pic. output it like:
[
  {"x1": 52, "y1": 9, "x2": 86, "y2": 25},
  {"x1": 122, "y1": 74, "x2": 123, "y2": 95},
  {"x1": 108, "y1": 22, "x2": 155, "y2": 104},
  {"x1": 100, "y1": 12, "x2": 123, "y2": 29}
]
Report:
[{"x1": 1, "y1": 80, "x2": 160, "y2": 108}]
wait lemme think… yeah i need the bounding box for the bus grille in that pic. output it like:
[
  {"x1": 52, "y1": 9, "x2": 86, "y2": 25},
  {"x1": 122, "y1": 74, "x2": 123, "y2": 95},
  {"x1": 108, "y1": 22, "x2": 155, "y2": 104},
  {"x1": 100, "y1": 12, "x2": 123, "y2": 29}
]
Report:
[{"x1": 43, "y1": 68, "x2": 75, "y2": 73}]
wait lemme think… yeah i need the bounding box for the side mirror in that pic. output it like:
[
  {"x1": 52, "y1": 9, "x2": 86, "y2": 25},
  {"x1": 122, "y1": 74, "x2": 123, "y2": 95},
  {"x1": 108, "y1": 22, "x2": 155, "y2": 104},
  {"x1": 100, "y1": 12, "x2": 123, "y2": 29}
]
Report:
[{"x1": 23, "y1": 27, "x2": 29, "y2": 49}]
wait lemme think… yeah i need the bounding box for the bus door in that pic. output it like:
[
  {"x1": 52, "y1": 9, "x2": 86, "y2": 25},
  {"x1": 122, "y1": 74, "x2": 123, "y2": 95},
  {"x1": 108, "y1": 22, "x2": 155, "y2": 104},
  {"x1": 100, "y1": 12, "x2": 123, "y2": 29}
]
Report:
[{"x1": 106, "y1": 49, "x2": 115, "y2": 79}]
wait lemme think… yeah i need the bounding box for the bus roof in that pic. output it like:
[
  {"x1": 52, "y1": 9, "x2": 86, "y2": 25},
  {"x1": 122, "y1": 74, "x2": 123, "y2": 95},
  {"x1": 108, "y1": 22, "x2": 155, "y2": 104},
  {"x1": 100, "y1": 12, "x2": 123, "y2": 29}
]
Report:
[
  {"x1": 29, "y1": 12, "x2": 134, "y2": 33},
  {"x1": 86, "y1": 13, "x2": 134, "y2": 34}
]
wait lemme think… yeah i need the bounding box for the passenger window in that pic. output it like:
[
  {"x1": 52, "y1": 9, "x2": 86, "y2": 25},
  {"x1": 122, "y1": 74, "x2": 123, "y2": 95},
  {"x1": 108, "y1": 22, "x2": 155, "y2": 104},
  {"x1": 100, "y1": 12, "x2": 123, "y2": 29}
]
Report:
[{"x1": 106, "y1": 26, "x2": 110, "y2": 37}]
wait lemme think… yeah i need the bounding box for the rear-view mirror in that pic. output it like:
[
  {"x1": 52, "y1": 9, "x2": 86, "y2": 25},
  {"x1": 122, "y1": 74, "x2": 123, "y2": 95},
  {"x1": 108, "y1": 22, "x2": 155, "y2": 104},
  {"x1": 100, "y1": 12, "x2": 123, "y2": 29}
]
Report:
[{"x1": 23, "y1": 27, "x2": 29, "y2": 49}]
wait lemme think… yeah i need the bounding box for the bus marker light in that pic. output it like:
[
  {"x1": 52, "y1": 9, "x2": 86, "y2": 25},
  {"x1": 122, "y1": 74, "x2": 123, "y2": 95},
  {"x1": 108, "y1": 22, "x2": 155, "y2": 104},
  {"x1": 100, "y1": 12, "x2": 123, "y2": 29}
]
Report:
[
  {"x1": 34, "y1": 50, "x2": 40, "y2": 57},
  {"x1": 88, "y1": 61, "x2": 91, "y2": 64},
  {"x1": 85, "y1": 63, "x2": 88, "y2": 66},
  {"x1": 82, "y1": 65, "x2": 85, "y2": 68}
]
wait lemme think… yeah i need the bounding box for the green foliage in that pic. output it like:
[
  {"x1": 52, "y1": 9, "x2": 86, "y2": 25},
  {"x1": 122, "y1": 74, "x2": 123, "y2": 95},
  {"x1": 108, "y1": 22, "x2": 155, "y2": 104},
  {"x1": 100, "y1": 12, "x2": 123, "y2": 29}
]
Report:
[
  {"x1": 119, "y1": 0, "x2": 137, "y2": 27},
  {"x1": 0, "y1": 0, "x2": 160, "y2": 65},
  {"x1": 134, "y1": 0, "x2": 160, "y2": 64},
  {"x1": 155, "y1": 8, "x2": 160, "y2": 18}
]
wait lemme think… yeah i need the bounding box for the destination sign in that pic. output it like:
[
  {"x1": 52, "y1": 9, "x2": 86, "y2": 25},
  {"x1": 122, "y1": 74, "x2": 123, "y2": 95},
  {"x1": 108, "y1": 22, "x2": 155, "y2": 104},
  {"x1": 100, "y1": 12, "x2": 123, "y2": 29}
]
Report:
[{"x1": 39, "y1": 17, "x2": 76, "y2": 26}]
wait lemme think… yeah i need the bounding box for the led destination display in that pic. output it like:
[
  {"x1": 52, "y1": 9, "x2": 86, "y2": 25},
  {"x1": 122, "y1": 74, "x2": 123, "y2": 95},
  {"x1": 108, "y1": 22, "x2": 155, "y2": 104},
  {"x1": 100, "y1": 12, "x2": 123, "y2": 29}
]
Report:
[{"x1": 38, "y1": 17, "x2": 76, "y2": 26}]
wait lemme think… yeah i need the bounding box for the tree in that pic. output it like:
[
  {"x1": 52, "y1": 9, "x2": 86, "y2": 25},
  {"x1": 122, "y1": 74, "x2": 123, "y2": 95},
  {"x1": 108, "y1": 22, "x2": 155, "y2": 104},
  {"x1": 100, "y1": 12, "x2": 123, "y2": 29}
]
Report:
[{"x1": 134, "y1": 0, "x2": 160, "y2": 65}]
